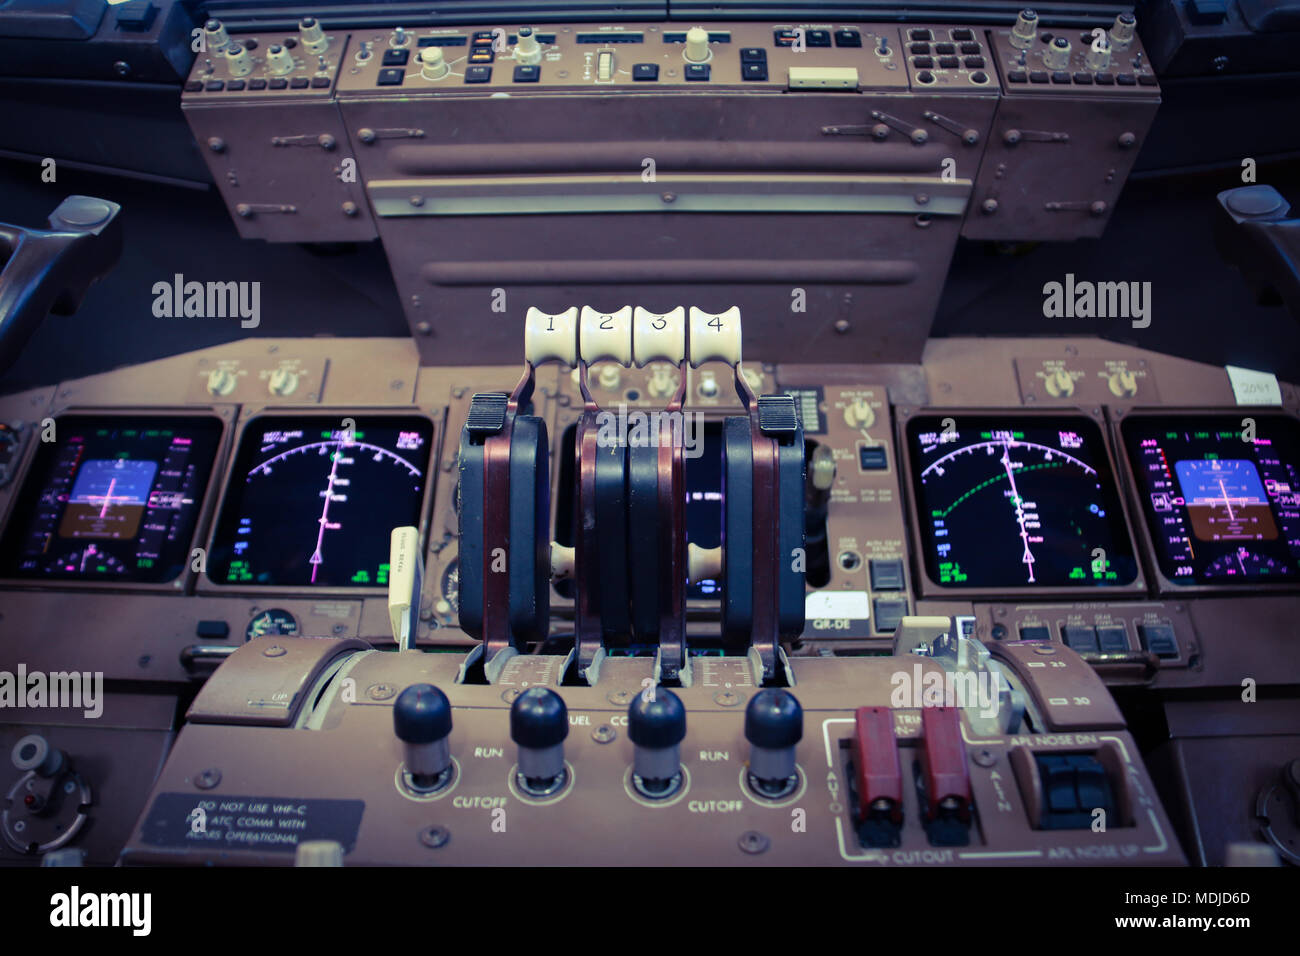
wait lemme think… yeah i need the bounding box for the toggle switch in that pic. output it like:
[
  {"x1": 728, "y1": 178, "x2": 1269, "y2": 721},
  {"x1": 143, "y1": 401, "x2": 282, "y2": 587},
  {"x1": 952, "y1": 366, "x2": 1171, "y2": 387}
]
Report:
[
  {"x1": 851, "y1": 707, "x2": 903, "y2": 846},
  {"x1": 511, "y1": 688, "x2": 570, "y2": 796},
  {"x1": 917, "y1": 706, "x2": 973, "y2": 845},
  {"x1": 394, "y1": 683, "x2": 454, "y2": 791},
  {"x1": 744, "y1": 689, "x2": 802, "y2": 798},
  {"x1": 628, "y1": 687, "x2": 687, "y2": 798}
]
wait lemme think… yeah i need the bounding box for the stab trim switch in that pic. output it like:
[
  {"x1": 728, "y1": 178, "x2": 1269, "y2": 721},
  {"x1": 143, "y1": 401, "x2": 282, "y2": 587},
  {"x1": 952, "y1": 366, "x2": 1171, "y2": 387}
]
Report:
[
  {"x1": 628, "y1": 687, "x2": 687, "y2": 799},
  {"x1": 745, "y1": 689, "x2": 802, "y2": 799},
  {"x1": 511, "y1": 688, "x2": 570, "y2": 797},
  {"x1": 851, "y1": 707, "x2": 904, "y2": 847},
  {"x1": 916, "y1": 706, "x2": 973, "y2": 846},
  {"x1": 394, "y1": 684, "x2": 455, "y2": 793}
]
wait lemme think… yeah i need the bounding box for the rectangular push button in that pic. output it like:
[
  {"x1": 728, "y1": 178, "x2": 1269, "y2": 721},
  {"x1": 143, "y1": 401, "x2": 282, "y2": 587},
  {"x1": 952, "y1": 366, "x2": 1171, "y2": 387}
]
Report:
[
  {"x1": 918, "y1": 707, "x2": 972, "y2": 846},
  {"x1": 869, "y1": 558, "x2": 905, "y2": 591},
  {"x1": 1018, "y1": 624, "x2": 1052, "y2": 642},
  {"x1": 1139, "y1": 623, "x2": 1179, "y2": 658},
  {"x1": 858, "y1": 445, "x2": 887, "y2": 470},
  {"x1": 1062, "y1": 626, "x2": 1099, "y2": 654},
  {"x1": 1032, "y1": 753, "x2": 1116, "y2": 829},
  {"x1": 788, "y1": 66, "x2": 859, "y2": 90},
  {"x1": 632, "y1": 63, "x2": 658, "y2": 81},
  {"x1": 873, "y1": 597, "x2": 907, "y2": 633},
  {"x1": 852, "y1": 707, "x2": 903, "y2": 847},
  {"x1": 1096, "y1": 625, "x2": 1129, "y2": 653}
]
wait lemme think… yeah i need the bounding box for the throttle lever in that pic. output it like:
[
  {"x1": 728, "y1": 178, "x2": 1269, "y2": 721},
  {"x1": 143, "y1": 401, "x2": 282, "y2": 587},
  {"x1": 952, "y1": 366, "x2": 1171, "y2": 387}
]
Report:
[{"x1": 0, "y1": 196, "x2": 123, "y2": 376}]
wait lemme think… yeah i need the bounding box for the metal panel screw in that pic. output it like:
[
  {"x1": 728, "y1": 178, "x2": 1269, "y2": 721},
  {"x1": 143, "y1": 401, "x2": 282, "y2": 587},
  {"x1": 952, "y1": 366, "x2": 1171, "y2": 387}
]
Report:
[
  {"x1": 196, "y1": 769, "x2": 222, "y2": 790},
  {"x1": 419, "y1": 826, "x2": 450, "y2": 849}
]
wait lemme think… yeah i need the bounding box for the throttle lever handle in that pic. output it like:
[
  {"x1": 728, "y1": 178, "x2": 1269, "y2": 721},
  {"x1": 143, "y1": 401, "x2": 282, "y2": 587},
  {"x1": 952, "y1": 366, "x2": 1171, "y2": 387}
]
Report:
[{"x1": 0, "y1": 195, "x2": 122, "y2": 376}]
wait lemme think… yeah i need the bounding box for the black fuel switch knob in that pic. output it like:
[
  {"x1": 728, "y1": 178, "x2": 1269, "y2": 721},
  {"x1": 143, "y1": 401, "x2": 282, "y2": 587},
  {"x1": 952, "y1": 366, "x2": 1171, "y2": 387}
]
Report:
[
  {"x1": 510, "y1": 687, "x2": 569, "y2": 796},
  {"x1": 628, "y1": 687, "x2": 686, "y2": 798},
  {"x1": 745, "y1": 689, "x2": 803, "y2": 798},
  {"x1": 394, "y1": 683, "x2": 453, "y2": 790}
]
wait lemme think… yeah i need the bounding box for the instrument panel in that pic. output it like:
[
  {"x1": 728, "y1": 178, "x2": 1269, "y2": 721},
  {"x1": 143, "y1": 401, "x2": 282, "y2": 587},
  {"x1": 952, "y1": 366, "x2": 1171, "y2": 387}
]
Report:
[
  {"x1": 0, "y1": 414, "x2": 224, "y2": 587},
  {"x1": 205, "y1": 413, "x2": 436, "y2": 590},
  {"x1": 902, "y1": 411, "x2": 1140, "y2": 595},
  {"x1": 0, "y1": 0, "x2": 1297, "y2": 883},
  {"x1": 3, "y1": 398, "x2": 1298, "y2": 613},
  {"x1": 1119, "y1": 410, "x2": 1300, "y2": 591}
]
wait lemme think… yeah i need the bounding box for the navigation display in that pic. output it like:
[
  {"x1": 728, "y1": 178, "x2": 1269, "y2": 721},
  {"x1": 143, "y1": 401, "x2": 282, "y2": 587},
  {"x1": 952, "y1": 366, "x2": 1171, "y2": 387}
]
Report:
[
  {"x1": 1120, "y1": 413, "x2": 1300, "y2": 585},
  {"x1": 207, "y1": 415, "x2": 434, "y2": 588},
  {"x1": 905, "y1": 413, "x2": 1138, "y2": 589},
  {"x1": 0, "y1": 415, "x2": 224, "y2": 583}
]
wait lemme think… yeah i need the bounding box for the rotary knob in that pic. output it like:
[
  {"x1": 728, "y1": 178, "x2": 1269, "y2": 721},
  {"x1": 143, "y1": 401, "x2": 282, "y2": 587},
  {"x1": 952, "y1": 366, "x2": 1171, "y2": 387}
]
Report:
[
  {"x1": 1009, "y1": 9, "x2": 1038, "y2": 50},
  {"x1": 684, "y1": 26, "x2": 711, "y2": 63},
  {"x1": 1085, "y1": 33, "x2": 1112, "y2": 71},
  {"x1": 1043, "y1": 35, "x2": 1072, "y2": 70},
  {"x1": 299, "y1": 16, "x2": 328, "y2": 55},
  {"x1": 516, "y1": 27, "x2": 543, "y2": 65},
  {"x1": 225, "y1": 43, "x2": 253, "y2": 77},
  {"x1": 1109, "y1": 12, "x2": 1136, "y2": 51},
  {"x1": 844, "y1": 397, "x2": 875, "y2": 429},
  {"x1": 510, "y1": 688, "x2": 569, "y2": 795},
  {"x1": 203, "y1": 19, "x2": 230, "y2": 53},
  {"x1": 206, "y1": 367, "x2": 237, "y2": 396},
  {"x1": 745, "y1": 690, "x2": 803, "y2": 798},
  {"x1": 420, "y1": 47, "x2": 449, "y2": 80},
  {"x1": 265, "y1": 44, "x2": 294, "y2": 76},
  {"x1": 1044, "y1": 370, "x2": 1075, "y2": 397},
  {"x1": 628, "y1": 687, "x2": 687, "y2": 798},
  {"x1": 267, "y1": 367, "x2": 299, "y2": 396},
  {"x1": 394, "y1": 684, "x2": 454, "y2": 790},
  {"x1": 1107, "y1": 370, "x2": 1138, "y2": 397}
]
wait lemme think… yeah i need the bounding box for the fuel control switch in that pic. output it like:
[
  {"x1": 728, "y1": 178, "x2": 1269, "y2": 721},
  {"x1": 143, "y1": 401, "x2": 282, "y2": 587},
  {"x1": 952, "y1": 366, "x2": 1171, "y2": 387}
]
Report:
[
  {"x1": 628, "y1": 687, "x2": 686, "y2": 799},
  {"x1": 744, "y1": 689, "x2": 802, "y2": 799},
  {"x1": 511, "y1": 687, "x2": 570, "y2": 797},
  {"x1": 394, "y1": 683, "x2": 454, "y2": 792}
]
